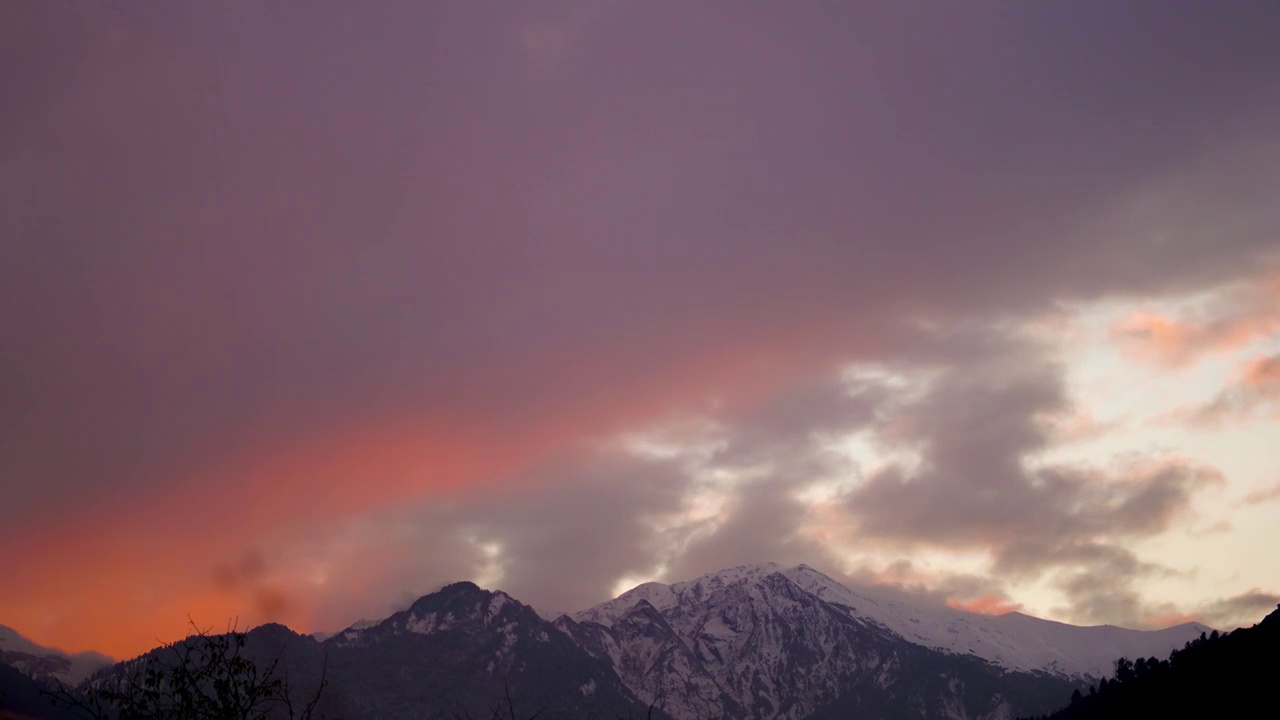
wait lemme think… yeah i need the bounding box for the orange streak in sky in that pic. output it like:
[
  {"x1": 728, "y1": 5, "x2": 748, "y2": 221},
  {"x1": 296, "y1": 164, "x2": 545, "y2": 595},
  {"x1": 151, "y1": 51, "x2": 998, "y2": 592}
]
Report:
[
  {"x1": 947, "y1": 594, "x2": 1023, "y2": 616},
  {"x1": 3, "y1": 324, "x2": 855, "y2": 658}
]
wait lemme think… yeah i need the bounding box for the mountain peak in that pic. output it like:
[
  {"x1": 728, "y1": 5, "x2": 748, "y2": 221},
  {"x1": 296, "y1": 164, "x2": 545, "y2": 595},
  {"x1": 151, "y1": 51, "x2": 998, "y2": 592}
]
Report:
[
  {"x1": 575, "y1": 561, "x2": 1211, "y2": 683},
  {"x1": 439, "y1": 580, "x2": 483, "y2": 594},
  {"x1": 408, "y1": 580, "x2": 491, "y2": 612}
]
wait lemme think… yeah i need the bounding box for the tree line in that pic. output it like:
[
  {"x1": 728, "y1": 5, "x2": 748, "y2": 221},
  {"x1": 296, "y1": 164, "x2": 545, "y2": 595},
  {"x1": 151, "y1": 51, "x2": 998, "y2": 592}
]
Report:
[{"x1": 1021, "y1": 604, "x2": 1280, "y2": 719}]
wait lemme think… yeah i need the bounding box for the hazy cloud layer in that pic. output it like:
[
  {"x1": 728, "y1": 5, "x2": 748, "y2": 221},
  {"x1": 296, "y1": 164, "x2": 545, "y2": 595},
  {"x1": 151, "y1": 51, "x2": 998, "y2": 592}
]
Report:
[
  {"x1": 1194, "y1": 590, "x2": 1280, "y2": 630},
  {"x1": 3, "y1": 1, "x2": 1280, "y2": 655}
]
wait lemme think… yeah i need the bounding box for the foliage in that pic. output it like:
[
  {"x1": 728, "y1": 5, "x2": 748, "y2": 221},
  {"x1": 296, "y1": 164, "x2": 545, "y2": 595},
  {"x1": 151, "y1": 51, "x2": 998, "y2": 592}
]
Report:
[
  {"x1": 1020, "y1": 604, "x2": 1280, "y2": 719},
  {"x1": 47, "y1": 620, "x2": 330, "y2": 720}
]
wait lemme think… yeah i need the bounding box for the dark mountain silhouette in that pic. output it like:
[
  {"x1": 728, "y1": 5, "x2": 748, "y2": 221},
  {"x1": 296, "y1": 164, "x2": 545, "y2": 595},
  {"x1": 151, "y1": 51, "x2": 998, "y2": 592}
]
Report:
[
  {"x1": 1023, "y1": 604, "x2": 1280, "y2": 719},
  {"x1": 0, "y1": 662, "x2": 78, "y2": 720}
]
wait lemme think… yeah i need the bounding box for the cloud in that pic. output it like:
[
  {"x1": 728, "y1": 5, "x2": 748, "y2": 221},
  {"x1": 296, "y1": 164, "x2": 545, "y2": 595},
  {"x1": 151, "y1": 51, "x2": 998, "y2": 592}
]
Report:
[
  {"x1": 1051, "y1": 546, "x2": 1181, "y2": 628},
  {"x1": 1141, "y1": 589, "x2": 1280, "y2": 631},
  {"x1": 1112, "y1": 278, "x2": 1280, "y2": 368},
  {"x1": 828, "y1": 331, "x2": 1232, "y2": 627},
  {"x1": 1190, "y1": 518, "x2": 1233, "y2": 536},
  {"x1": 1241, "y1": 480, "x2": 1280, "y2": 506},
  {"x1": 843, "y1": 339, "x2": 1222, "y2": 578},
  {"x1": 262, "y1": 447, "x2": 700, "y2": 627},
  {"x1": 1182, "y1": 352, "x2": 1280, "y2": 426},
  {"x1": 1194, "y1": 590, "x2": 1280, "y2": 629},
  {"x1": 948, "y1": 593, "x2": 1024, "y2": 616},
  {"x1": 4, "y1": 1, "x2": 1280, "y2": 655}
]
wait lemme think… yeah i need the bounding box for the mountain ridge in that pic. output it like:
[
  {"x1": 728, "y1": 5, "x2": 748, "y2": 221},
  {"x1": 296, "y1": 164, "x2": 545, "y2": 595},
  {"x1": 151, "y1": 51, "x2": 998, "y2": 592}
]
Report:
[
  {"x1": 565, "y1": 562, "x2": 1087, "y2": 719},
  {"x1": 10, "y1": 562, "x2": 1217, "y2": 720},
  {"x1": 0, "y1": 625, "x2": 113, "y2": 686},
  {"x1": 571, "y1": 562, "x2": 1211, "y2": 680}
]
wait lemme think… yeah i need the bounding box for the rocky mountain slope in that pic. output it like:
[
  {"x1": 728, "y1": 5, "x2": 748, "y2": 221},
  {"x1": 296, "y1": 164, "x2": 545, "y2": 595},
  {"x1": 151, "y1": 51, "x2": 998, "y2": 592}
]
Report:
[
  {"x1": 318, "y1": 581, "x2": 657, "y2": 719},
  {"x1": 564, "y1": 563, "x2": 1209, "y2": 719}
]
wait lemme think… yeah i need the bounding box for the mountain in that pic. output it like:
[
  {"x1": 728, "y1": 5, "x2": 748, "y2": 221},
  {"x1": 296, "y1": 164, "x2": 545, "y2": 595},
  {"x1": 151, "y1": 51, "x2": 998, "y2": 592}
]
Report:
[
  {"x1": 0, "y1": 626, "x2": 112, "y2": 686},
  {"x1": 1025, "y1": 603, "x2": 1280, "y2": 719},
  {"x1": 777, "y1": 564, "x2": 1209, "y2": 679},
  {"x1": 36, "y1": 564, "x2": 1215, "y2": 720},
  {"x1": 0, "y1": 661, "x2": 81, "y2": 720},
  {"x1": 309, "y1": 618, "x2": 379, "y2": 643},
  {"x1": 564, "y1": 563, "x2": 1210, "y2": 720},
  {"x1": 319, "y1": 581, "x2": 660, "y2": 719},
  {"x1": 62, "y1": 582, "x2": 658, "y2": 720}
]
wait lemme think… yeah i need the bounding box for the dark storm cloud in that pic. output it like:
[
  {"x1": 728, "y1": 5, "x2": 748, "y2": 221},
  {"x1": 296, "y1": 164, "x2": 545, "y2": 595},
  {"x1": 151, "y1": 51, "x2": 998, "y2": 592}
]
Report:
[{"x1": 4, "y1": 1, "x2": 1280, "y2": 652}]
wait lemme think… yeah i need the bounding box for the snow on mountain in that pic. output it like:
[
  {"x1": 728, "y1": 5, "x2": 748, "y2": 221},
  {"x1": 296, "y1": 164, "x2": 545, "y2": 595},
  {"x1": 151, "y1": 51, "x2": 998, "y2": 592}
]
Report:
[
  {"x1": 568, "y1": 563, "x2": 1073, "y2": 719},
  {"x1": 309, "y1": 618, "x2": 381, "y2": 643},
  {"x1": 776, "y1": 563, "x2": 1211, "y2": 679},
  {"x1": 566, "y1": 562, "x2": 1209, "y2": 719},
  {"x1": 315, "y1": 581, "x2": 659, "y2": 719},
  {"x1": 579, "y1": 563, "x2": 1209, "y2": 680}
]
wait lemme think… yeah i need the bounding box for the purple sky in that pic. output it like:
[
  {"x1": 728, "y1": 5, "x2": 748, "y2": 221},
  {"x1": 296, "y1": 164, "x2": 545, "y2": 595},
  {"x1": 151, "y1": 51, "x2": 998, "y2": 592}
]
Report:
[{"x1": 3, "y1": 1, "x2": 1280, "y2": 657}]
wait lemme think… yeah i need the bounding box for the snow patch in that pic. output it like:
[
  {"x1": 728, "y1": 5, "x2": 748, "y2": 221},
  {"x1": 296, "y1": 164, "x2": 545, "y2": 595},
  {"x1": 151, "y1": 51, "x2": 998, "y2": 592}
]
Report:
[{"x1": 407, "y1": 611, "x2": 458, "y2": 635}]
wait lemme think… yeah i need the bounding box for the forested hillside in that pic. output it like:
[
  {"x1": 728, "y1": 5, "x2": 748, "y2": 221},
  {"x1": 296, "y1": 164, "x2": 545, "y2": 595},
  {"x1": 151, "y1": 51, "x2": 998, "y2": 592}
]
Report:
[{"x1": 1024, "y1": 605, "x2": 1280, "y2": 719}]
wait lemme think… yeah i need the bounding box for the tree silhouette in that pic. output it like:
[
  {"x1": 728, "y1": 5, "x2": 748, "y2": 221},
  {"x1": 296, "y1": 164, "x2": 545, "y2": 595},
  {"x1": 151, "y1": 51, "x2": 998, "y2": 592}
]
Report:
[
  {"x1": 1020, "y1": 604, "x2": 1280, "y2": 720},
  {"x1": 47, "y1": 619, "x2": 331, "y2": 720}
]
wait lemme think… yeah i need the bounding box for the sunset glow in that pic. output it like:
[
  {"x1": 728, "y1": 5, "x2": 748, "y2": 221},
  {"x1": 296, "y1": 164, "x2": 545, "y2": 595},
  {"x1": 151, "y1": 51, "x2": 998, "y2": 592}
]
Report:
[{"x1": 3, "y1": 2, "x2": 1279, "y2": 662}]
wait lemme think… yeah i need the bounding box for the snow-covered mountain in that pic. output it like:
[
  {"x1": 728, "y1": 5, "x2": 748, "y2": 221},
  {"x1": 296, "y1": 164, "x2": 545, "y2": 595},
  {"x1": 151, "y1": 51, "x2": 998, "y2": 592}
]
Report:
[
  {"x1": 777, "y1": 563, "x2": 1210, "y2": 678},
  {"x1": 563, "y1": 562, "x2": 1210, "y2": 720}
]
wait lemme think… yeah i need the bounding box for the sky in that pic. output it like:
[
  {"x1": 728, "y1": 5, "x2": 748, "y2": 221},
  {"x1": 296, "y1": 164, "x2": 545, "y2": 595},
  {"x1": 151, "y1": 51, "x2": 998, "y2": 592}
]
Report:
[{"x1": 2, "y1": 1, "x2": 1279, "y2": 660}]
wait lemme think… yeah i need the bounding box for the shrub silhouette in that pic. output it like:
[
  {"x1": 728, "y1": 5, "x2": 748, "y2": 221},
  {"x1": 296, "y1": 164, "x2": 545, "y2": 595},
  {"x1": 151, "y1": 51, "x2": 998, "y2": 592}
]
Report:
[{"x1": 47, "y1": 620, "x2": 330, "y2": 720}]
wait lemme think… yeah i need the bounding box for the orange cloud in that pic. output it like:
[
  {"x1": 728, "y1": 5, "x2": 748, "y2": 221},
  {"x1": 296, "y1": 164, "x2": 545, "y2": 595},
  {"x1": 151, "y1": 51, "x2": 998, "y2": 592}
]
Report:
[
  {"x1": 1142, "y1": 611, "x2": 1202, "y2": 629},
  {"x1": 947, "y1": 593, "x2": 1023, "y2": 615},
  {"x1": 1241, "y1": 354, "x2": 1280, "y2": 387},
  {"x1": 1112, "y1": 278, "x2": 1280, "y2": 368}
]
